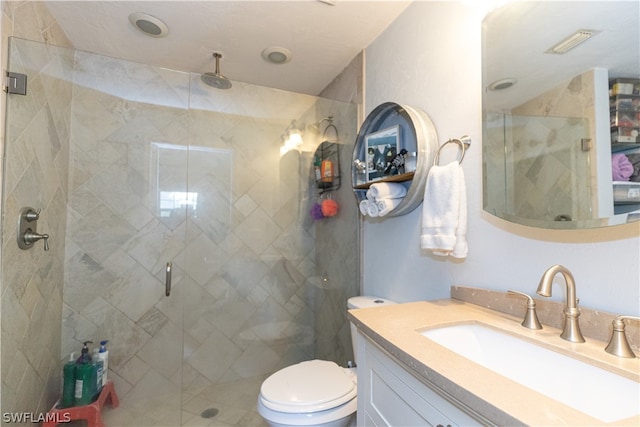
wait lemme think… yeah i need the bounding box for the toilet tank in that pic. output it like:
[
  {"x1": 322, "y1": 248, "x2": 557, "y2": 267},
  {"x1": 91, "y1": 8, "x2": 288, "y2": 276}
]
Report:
[{"x1": 347, "y1": 296, "x2": 396, "y2": 363}]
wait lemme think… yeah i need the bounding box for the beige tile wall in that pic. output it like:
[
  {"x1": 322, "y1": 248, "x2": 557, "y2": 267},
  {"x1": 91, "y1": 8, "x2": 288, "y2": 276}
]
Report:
[{"x1": 0, "y1": 1, "x2": 73, "y2": 422}]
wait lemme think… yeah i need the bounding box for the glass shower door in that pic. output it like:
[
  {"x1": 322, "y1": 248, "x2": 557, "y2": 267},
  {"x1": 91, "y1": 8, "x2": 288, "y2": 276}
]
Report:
[
  {"x1": 64, "y1": 49, "x2": 189, "y2": 426},
  {"x1": 180, "y1": 75, "x2": 358, "y2": 426}
]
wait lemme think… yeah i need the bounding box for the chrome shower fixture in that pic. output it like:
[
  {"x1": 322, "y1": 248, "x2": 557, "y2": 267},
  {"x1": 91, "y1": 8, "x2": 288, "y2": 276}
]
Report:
[{"x1": 201, "y1": 52, "x2": 232, "y2": 90}]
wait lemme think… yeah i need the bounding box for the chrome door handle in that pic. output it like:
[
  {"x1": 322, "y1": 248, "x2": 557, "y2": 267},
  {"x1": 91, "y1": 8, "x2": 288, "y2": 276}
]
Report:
[{"x1": 165, "y1": 262, "x2": 172, "y2": 297}]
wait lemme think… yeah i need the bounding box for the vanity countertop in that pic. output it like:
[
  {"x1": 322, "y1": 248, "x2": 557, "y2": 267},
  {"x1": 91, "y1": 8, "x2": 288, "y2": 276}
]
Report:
[{"x1": 348, "y1": 299, "x2": 640, "y2": 426}]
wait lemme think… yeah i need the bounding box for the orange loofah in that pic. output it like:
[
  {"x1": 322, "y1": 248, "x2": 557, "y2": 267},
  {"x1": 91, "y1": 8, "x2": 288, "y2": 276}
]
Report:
[{"x1": 321, "y1": 199, "x2": 339, "y2": 217}]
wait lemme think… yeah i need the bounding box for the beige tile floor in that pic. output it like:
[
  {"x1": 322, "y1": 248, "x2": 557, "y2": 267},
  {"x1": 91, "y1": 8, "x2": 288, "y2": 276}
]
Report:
[{"x1": 101, "y1": 376, "x2": 268, "y2": 427}]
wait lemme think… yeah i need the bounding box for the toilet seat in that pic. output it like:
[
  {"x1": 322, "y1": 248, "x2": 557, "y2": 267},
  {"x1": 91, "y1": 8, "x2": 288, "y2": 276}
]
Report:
[{"x1": 260, "y1": 360, "x2": 357, "y2": 413}]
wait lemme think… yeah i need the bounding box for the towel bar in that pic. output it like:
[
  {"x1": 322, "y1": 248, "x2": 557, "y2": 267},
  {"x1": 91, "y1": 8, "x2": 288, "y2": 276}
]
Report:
[{"x1": 434, "y1": 135, "x2": 471, "y2": 166}]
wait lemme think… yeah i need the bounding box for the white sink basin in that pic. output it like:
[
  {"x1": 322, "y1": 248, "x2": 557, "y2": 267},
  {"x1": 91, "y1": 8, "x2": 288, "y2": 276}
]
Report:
[{"x1": 420, "y1": 323, "x2": 640, "y2": 423}]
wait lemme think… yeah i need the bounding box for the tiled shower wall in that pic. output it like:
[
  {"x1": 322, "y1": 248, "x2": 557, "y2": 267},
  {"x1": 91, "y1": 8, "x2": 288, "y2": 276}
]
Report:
[
  {"x1": 0, "y1": 2, "x2": 72, "y2": 422},
  {"x1": 0, "y1": 39, "x2": 72, "y2": 421}
]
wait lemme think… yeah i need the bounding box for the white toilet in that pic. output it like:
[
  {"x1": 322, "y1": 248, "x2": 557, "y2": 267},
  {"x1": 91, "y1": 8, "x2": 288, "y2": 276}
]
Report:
[{"x1": 257, "y1": 296, "x2": 396, "y2": 427}]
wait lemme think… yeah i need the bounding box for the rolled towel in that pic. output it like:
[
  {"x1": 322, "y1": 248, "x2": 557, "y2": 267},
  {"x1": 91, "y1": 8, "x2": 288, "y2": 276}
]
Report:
[
  {"x1": 612, "y1": 153, "x2": 634, "y2": 181},
  {"x1": 376, "y1": 198, "x2": 403, "y2": 217},
  {"x1": 359, "y1": 200, "x2": 369, "y2": 216},
  {"x1": 368, "y1": 182, "x2": 407, "y2": 200},
  {"x1": 366, "y1": 189, "x2": 376, "y2": 201},
  {"x1": 367, "y1": 201, "x2": 380, "y2": 217}
]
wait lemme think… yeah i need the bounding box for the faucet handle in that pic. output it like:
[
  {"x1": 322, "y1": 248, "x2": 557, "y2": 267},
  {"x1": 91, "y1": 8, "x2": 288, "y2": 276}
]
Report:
[
  {"x1": 508, "y1": 290, "x2": 543, "y2": 330},
  {"x1": 605, "y1": 316, "x2": 639, "y2": 358}
]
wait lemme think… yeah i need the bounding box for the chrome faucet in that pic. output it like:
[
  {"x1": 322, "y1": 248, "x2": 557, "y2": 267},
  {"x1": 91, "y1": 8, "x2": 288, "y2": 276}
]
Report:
[{"x1": 536, "y1": 265, "x2": 585, "y2": 343}]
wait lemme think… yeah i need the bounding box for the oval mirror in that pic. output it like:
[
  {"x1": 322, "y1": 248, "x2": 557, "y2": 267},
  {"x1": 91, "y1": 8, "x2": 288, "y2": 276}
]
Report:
[{"x1": 482, "y1": 1, "x2": 639, "y2": 229}]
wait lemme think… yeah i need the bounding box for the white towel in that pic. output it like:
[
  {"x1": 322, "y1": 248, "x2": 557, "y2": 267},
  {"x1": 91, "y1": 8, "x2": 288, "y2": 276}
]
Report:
[
  {"x1": 358, "y1": 199, "x2": 380, "y2": 217},
  {"x1": 420, "y1": 161, "x2": 468, "y2": 258},
  {"x1": 359, "y1": 199, "x2": 369, "y2": 216},
  {"x1": 368, "y1": 182, "x2": 407, "y2": 200},
  {"x1": 366, "y1": 189, "x2": 376, "y2": 201},
  {"x1": 367, "y1": 201, "x2": 380, "y2": 217},
  {"x1": 376, "y1": 198, "x2": 403, "y2": 217}
]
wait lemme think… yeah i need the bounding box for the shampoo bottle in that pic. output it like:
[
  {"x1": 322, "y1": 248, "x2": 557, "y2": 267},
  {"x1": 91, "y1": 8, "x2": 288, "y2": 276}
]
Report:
[
  {"x1": 75, "y1": 341, "x2": 92, "y2": 364},
  {"x1": 61, "y1": 352, "x2": 76, "y2": 408},
  {"x1": 97, "y1": 340, "x2": 109, "y2": 386},
  {"x1": 74, "y1": 341, "x2": 95, "y2": 406},
  {"x1": 91, "y1": 349, "x2": 104, "y2": 398}
]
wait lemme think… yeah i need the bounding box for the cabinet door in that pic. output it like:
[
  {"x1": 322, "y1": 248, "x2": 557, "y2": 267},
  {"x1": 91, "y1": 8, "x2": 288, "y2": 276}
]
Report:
[{"x1": 358, "y1": 334, "x2": 481, "y2": 427}]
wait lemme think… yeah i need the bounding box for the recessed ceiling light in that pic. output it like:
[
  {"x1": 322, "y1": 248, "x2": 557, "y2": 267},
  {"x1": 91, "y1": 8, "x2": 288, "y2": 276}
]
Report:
[
  {"x1": 129, "y1": 12, "x2": 169, "y2": 38},
  {"x1": 262, "y1": 47, "x2": 292, "y2": 64},
  {"x1": 488, "y1": 78, "x2": 517, "y2": 91}
]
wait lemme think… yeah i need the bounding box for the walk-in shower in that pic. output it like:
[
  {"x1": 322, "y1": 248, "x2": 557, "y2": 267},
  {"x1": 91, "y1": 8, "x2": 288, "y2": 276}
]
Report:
[{"x1": 0, "y1": 37, "x2": 358, "y2": 426}]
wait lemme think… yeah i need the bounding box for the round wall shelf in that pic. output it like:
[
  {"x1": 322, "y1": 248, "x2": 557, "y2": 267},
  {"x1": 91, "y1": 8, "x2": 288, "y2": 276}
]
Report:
[{"x1": 352, "y1": 102, "x2": 438, "y2": 217}]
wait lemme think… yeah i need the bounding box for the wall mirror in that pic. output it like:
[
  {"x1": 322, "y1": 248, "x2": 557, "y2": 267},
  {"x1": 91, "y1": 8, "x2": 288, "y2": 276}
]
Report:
[{"x1": 482, "y1": 1, "x2": 639, "y2": 229}]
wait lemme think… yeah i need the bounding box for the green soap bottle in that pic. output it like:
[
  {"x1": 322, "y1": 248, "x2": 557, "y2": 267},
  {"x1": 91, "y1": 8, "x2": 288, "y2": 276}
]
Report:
[
  {"x1": 61, "y1": 352, "x2": 76, "y2": 408},
  {"x1": 74, "y1": 341, "x2": 95, "y2": 406}
]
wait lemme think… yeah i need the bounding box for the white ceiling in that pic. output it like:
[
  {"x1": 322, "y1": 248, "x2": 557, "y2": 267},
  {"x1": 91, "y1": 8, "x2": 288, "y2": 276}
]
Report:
[
  {"x1": 43, "y1": 0, "x2": 412, "y2": 96},
  {"x1": 484, "y1": 1, "x2": 639, "y2": 111}
]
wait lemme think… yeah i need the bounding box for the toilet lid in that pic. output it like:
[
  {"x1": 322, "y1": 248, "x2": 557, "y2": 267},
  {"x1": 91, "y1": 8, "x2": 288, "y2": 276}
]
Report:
[{"x1": 260, "y1": 360, "x2": 356, "y2": 413}]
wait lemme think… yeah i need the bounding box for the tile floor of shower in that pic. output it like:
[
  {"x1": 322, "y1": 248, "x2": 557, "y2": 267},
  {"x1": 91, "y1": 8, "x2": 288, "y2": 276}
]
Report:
[{"x1": 98, "y1": 376, "x2": 269, "y2": 427}]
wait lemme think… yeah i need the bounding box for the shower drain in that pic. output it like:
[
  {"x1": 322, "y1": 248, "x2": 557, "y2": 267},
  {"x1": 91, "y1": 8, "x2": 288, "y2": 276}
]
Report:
[{"x1": 201, "y1": 407, "x2": 219, "y2": 419}]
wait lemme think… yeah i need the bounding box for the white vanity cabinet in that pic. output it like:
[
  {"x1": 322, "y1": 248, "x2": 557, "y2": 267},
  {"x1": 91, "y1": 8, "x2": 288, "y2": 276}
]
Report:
[{"x1": 356, "y1": 332, "x2": 483, "y2": 427}]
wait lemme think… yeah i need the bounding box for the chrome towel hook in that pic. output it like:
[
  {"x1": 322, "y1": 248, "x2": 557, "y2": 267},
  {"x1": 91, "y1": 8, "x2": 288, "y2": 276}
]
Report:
[{"x1": 433, "y1": 135, "x2": 471, "y2": 166}]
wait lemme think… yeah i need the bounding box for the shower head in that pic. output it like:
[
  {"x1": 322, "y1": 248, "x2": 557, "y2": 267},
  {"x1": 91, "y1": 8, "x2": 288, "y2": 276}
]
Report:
[{"x1": 201, "y1": 53, "x2": 232, "y2": 90}]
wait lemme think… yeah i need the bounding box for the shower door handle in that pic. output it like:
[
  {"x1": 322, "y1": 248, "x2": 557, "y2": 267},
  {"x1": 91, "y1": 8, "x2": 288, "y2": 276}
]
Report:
[{"x1": 165, "y1": 261, "x2": 172, "y2": 297}]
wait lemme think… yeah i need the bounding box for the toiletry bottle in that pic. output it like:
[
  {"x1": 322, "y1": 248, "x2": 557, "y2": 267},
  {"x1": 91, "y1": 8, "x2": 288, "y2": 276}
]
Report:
[
  {"x1": 404, "y1": 152, "x2": 417, "y2": 172},
  {"x1": 75, "y1": 341, "x2": 92, "y2": 364},
  {"x1": 61, "y1": 352, "x2": 76, "y2": 408},
  {"x1": 314, "y1": 155, "x2": 322, "y2": 182},
  {"x1": 91, "y1": 348, "x2": 104, "y2": 398},
  {"x1": 97, "y1": 340, "x2": 109, "y2": 386},
  {"x1": 74, "y1": 341, "x2": 95, "y2": 405},
  {"x1": 320, "y1": 159, "x2": 334, "y2": 183}
]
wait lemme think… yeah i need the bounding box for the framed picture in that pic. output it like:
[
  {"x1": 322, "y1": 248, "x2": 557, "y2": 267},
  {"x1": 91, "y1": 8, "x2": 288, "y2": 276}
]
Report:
[{"x1": 365, "y1": 125, "x2": 400, "y2": 182}]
